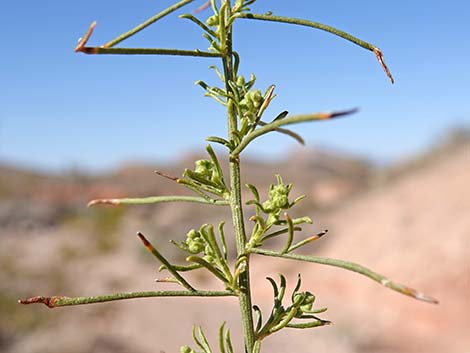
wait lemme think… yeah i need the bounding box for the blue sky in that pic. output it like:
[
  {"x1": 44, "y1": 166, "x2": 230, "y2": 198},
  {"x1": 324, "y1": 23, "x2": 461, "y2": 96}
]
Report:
[{"x1": 1, "y1": 1, "x2": 469, "y2": 172}]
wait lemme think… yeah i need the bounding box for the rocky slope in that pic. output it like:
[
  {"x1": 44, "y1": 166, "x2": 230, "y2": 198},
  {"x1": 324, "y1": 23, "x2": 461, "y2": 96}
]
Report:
[{"x1": 0, "y1": 139, "x2": 468, "y2": 353}]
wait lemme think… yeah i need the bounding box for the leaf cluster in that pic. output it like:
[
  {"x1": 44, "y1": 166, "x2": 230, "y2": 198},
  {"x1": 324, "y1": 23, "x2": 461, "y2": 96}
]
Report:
[{"x1": 253, "y1": 275, "x2": 330, "y2": 343}]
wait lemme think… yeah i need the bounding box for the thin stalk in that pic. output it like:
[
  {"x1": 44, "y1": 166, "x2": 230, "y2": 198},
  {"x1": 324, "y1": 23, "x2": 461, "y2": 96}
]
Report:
[
  {"x1": 79, "y1": 47, "x2": 222, "y2": 57},
  {"x1": 222, "y1": 2, "x2": 256, "y2": 351},
  {"x1": 88, "y1": 195, "x2": 229, "y2": 207},
  {"x1": 236, "y1": 12, "x2": 394, "y2": 84},
  {"x1": 237, "y1": 13, "x2": 375, "y2": 51},
  {"x1": 231, "y1": 109, "x2": 357, "y2": 156},
  {"x1": 257, "y1": 120, "x2": 305, "y2": 145},
  {"x1": 250, "y1": 248, "x2": 438, "y2": 304},
  {"x1": 19, "y1": 290, "x2": 235, "y2": 308},
  {"x1": 104, "y1": 0, "x2": 196, "y2": 48}
]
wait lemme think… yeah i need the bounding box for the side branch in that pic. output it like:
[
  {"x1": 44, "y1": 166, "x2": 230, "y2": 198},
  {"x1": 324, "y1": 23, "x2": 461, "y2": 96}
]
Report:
[
  {"x1": 231, "y1": 109, "x2": 357, "y2": 156},
  {"x1": 87, "y1": 196, "x2": 229, "y2": 207},
  {"x1": 104, "y1": 0, "x2": 196, "y2": 48},
  {"x1": 78, "y1": 47, "x2": 222, "y2": 57},
  {"x1": 236, "y1": 13, "x2": 394, "y2": 83},
  {"x1": 19, "y1": 290, "x2": 235, "y2": 308},
  {"x1": 250, "y1": 248, "x2": 438, "y2": 304},
  {"x1": 74, "y1": 17, "x2": 221, "y2": 58}
]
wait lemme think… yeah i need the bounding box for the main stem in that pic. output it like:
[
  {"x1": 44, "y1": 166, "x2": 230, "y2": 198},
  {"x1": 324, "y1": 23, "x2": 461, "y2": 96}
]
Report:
[{"x1": 222, "y1": 7, "x2": 256, "y2": 353}]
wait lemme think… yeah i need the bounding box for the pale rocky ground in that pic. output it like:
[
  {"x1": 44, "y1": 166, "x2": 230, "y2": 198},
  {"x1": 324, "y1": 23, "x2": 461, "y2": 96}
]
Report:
[{"x1": 1, "y1": 140, "x2": 469, "y2": 353}]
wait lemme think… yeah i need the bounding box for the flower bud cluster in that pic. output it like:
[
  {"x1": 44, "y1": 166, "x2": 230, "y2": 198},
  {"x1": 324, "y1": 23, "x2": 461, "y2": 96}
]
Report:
[
  {"x1": 206, "y1": 14, "x2": 219, "y2": 27},
  {"x1": 254, "y1": 275, "x2": 327, "y2": 339},
  {"x1": 262, "y1": 181, "x2": 291, "y2": 213},
  {"x1": 184, "y1": 229, "x2": 215, "y2": 264},
  {"x1": 194, "y1": 159, "x2": 217, "y2": 182},
  {"x1": 293, "y1": 291, "x2": 316, "y2": 317},
  {"x1": 185, "y1": 229, "x2": 205, "y2": 254},
  {"x1": 240, "y1": 89, "x2": 263, "y2": 123}
]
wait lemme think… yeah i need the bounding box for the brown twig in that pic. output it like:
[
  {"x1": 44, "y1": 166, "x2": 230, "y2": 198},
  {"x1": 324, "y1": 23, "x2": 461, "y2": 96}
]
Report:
[
  {"x1": 18, "y1": 296, "x2": 65, "y2": 308},
  {"x1": 373, "y1": 48, "x2": 394, "y2": 84},
  {"x1": 74, "y1": 21, "x2": 98, "y2": 53}
]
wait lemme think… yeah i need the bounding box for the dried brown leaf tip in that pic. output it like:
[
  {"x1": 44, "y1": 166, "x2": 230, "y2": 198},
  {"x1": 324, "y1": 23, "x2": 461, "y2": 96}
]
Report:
[
  {"x1": 75, "y1": 21, "x2": 99, "y2": 54},
  {"x1": 373, "y1": 48, "x2": 394, "y2": 84},
  {"x1": 155, "y1": 277, "x2": 178, "y2": 283},
  {"x1": 87, "y1": 198, "x2": 120, "y2": 207},
  {"x1": 137, "y1": 232, "x2": 153, "y2": 251},
  {"x1": 381, "y1": 279, "x2": 439, "y2": 304},
  {"x1": 326, "y1": 108, "x2": 359, "y2": 119},
  {"x1": 310, "y1": 229, "x2": 328, "y2": 241},
  {"x1": 155, "y1": 170, "x2": 179, "y2": 181},
  {"x1": 18, "y1": 295, "x2": 65, "y2": 308}
]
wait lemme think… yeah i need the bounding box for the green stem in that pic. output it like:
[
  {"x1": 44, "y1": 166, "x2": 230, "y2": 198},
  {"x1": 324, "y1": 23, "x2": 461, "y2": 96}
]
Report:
[
  {"x1": 222, "y1": 3, "x2": 256, "y2": 352},
  {"x1": 236, "y1": 12, "x2": 394, "y2": 84},
  {"x1": 257, "y1": 120, "x2": 305, "y2": 145},
  {"x1": 19, "y1": 290, "x2": 235, "y2": 308},
  {"x1": 232, "y1": 109, "x2": 357, "y2": 156},
  {"x1": 88, "y1": 195, "x2": 229, "y2": 207},
  {"x1": 79, "y1": 47, "x2": 222, "y2": 57},
  {"x1": 237, "y1": 13, "x2": 375, "y2": 51},
  {"x1": 104, "y1": 0, "x2": 196, "y2": 48},
  {"x1": 186, "y1": 256, "x2": 230, "y2": 285},
  {"x1": 250, "y1": 248, "x2": 438, "y2": 304}
]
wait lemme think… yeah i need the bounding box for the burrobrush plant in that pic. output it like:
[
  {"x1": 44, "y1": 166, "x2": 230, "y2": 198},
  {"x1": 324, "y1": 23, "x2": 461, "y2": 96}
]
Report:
[{"x1": 20, "y1": 1, "x2": 438, "y2": 352}]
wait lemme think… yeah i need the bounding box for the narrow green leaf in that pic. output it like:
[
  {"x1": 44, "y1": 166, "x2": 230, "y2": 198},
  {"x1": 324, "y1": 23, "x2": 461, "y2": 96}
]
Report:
[
  {"x1": 292, "y1": 274, "x2": 302, "y2": 300},
  {"x1": 286, "y1": 320, "x2": 331, "y2": 329},
  {"x1": 231, "y1": 109, "x2": 358, "y2": 156},
  {"x1": 266, "y1": 277, "x2": 279, "y2": 298},
  {"x1": 272, "y1": 110, "x2": 289, "y2": 122},
  {"x1": 245, "y1": 183, "x2": 260, "y2": 201},
  {"x1": 137, "y1": 233, "x2": 196, "y2": 291},
  {"x1": 253, "y1": 305, "x2": 263, "y2": 333},
  {"x1": 250, "y1": 248, "x2": 438, "y2": 304},
  {"x1": 197, "y1": 326, "x2": 213, "y2": 353},
  {"x1": 180, "y1": 13, "x2": 217, "y2": 37},
  {"x1": 218, "y1": 221, "x2": 228, "y2": 261},
  {"x1": 218, "y1": 322, "x2": 226, "y2": 353},
  {"x1": 225, "y1": 329, "x2": 234, "y2": 353},
  {"x1": 186, "y1": 256, "x2": 230, "y2": 284},
  {"x1": 18, "y1": 290, "x2": 235, "y2": 307},
  {"x1": 88, "y1": 195, "x2": 229, "y2": 207},
  {"x1": 206, "y1": 136, "x2": 232, "y2": 148},
  {"x1": 206, "y1": 144, "x2": 226, "y2": 188},
  {"x1": 236, "y1": 12, "x2": 394, "y2": 83},
  {"x1": 281, "y1": 213, "x2": 295, "y2": 254}
]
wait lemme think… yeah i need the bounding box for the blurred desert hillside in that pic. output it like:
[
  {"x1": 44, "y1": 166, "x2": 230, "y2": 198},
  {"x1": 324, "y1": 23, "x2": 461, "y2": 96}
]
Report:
[{"x1": 0, "y1": 129, "x2": 469, "y2": 353}]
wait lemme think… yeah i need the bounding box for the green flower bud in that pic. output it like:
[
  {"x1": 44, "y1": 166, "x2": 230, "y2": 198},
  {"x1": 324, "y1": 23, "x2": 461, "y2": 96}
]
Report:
[
  {"x1": 293, "y1": 291, "x2": 316, "y2": 317},
  {"x1": 250, "y1": 90, "x2": 263, "y2": 108},
  {"x1": 262, "y1": 199, "x2": 274, "y2": 212},
  {"x1": 180, "y1": 346, "x2": 194, "y2": 353},
  {"x1": 206, "y1": 15, "x2": 219, "y2": 27},
  {"x1": 188, "y1": 240, "x2": 204, "y2": 254},
  {"x1": 194, "y1": 159, "x2": 215, "y2": 179},
  {"x1": 269, "y1": 184, "x2": 289, "y2": 209},
  {"x1": 187, "y1": 229, "x2": 199, "y2": 240},
  {"x1": 186, "y1": 230, "x2": 205, "y2": 254},
  {"x1": 236, "y1": 75, "x2": 246, "y2": 87}
]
